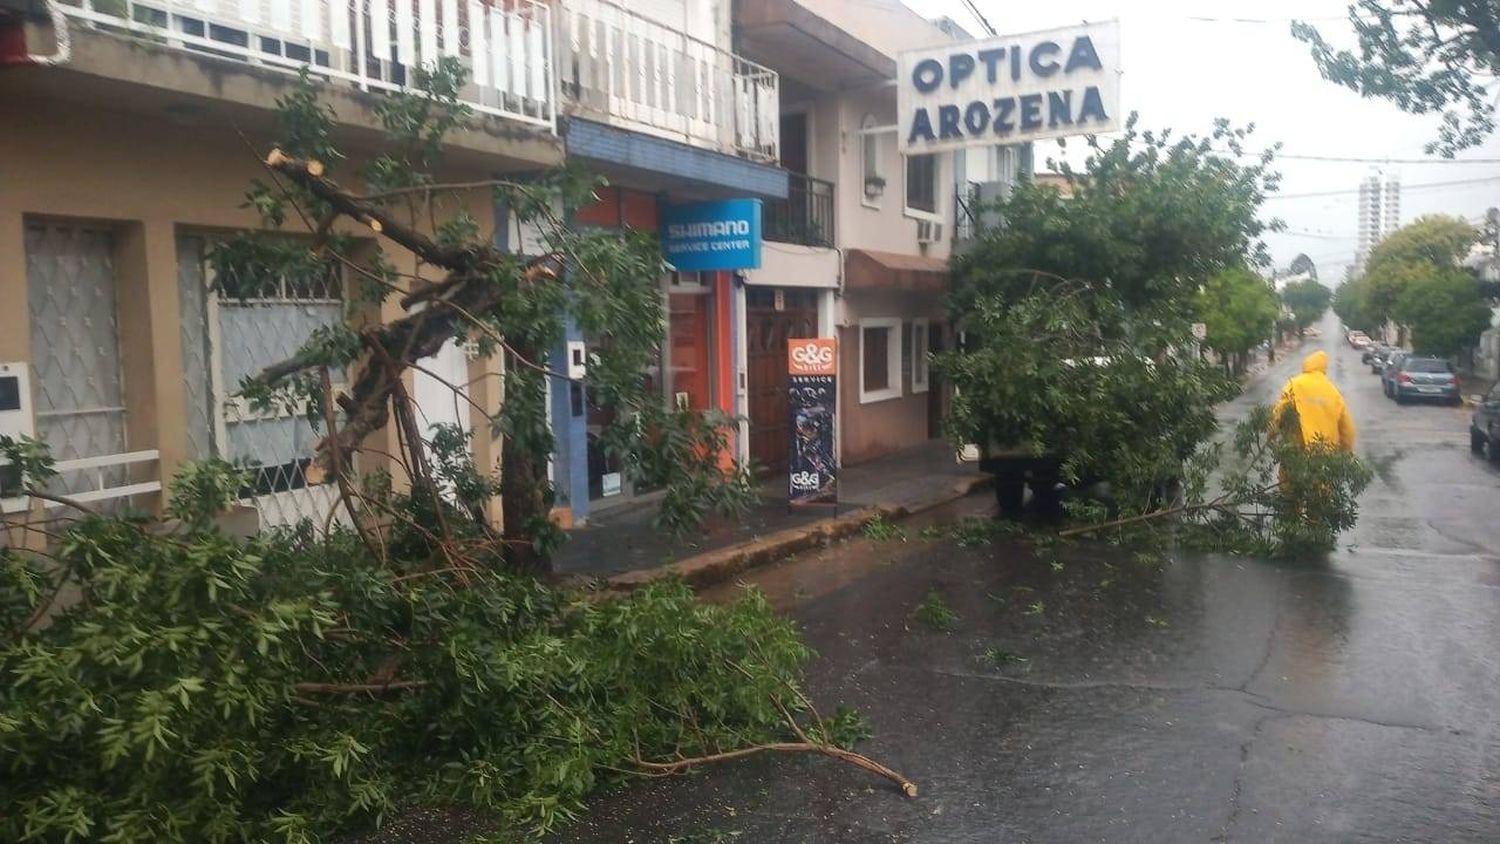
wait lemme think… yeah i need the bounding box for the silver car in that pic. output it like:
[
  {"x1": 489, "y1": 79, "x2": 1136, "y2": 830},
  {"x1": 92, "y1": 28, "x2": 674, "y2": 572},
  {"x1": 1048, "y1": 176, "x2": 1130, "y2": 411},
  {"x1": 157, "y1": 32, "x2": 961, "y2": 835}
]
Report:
[{"x1": 1392, "y1": 356, "x2": 1461, "y2": 406}]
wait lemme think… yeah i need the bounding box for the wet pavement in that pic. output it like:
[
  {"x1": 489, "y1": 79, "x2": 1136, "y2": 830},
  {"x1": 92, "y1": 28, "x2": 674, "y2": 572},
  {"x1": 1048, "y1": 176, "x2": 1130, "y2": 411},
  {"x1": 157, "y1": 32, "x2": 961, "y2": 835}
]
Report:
[{"x1": 549, "y1": 317, "x2": 1500, "y2": 843}]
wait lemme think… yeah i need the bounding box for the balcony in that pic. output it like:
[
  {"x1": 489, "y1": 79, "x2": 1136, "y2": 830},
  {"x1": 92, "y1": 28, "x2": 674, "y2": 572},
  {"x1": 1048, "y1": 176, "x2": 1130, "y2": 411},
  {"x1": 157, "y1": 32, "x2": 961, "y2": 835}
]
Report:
[
  {"x1": 52, "y1": 0, "x2": 555, "y2": 128},
  {"x1": 764, "y1": 172, "x2": 833, "y2": 247},
  {"x1": 556, "y1": 0, "x2": 779, "y2": 162}
]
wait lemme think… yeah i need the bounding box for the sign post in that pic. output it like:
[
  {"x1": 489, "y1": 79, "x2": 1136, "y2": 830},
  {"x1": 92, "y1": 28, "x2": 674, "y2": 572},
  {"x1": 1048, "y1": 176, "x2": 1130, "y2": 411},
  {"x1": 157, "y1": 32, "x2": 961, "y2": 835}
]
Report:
[{"x1": 786, "y1": 338, "x2": 837, "y2": 510}]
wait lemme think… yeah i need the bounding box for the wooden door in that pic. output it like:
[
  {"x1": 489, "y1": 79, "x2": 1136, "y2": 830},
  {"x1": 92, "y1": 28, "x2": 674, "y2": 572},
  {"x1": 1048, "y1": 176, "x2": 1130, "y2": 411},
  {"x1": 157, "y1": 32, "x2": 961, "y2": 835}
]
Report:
[{"x1": 747, "y1": 288, "x2": 818, "y2": 475}]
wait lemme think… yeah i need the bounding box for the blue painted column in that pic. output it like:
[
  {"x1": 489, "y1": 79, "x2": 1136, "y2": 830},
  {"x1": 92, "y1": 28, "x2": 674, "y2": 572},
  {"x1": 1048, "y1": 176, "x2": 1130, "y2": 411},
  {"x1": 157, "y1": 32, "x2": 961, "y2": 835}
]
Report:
[{"x1": 548, "y1": 315, "x2": 591, "y2": 525}]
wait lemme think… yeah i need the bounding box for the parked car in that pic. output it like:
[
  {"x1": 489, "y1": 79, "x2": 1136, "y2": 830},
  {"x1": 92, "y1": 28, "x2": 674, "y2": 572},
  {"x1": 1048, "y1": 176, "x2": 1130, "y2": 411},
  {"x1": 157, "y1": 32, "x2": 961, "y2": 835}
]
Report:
[
  {"x1": 1469, "y1": 383, "x2": 1500, "y2": 462},
  {"x1": 1348, "y1": 330, "x2": 1371, "y2": 349},
  {"x1": 1362, "y1": 343, "x2": 1387, "y2": 366},
  {"x1": 1381, "y1": 351, "x2": 1410, "y2": 397},
  {"x1": 1391, "y1": 356, "x2": 1461, "y2": 405}
]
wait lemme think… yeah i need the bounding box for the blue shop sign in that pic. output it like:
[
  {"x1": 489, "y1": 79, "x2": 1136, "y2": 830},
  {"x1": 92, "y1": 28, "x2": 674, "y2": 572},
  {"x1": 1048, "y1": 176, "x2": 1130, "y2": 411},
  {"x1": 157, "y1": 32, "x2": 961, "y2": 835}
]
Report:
[{"x1": 661, "y1": 199, "x2": 762, "y2": 272}]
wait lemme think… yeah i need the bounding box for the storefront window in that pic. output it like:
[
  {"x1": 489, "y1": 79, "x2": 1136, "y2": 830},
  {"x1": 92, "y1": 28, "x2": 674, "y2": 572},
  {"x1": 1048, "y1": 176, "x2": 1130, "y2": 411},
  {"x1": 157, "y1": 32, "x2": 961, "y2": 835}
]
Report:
[{"x1": 587, "y1": 276, "x2": 716, "y2": 503}]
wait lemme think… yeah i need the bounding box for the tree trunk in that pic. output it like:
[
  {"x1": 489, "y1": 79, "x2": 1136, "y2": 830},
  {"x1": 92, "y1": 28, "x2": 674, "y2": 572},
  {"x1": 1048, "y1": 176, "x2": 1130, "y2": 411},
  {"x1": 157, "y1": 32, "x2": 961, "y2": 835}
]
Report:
[{"x1": 500, "y1": 340, "x2": 551, "y2": 574}]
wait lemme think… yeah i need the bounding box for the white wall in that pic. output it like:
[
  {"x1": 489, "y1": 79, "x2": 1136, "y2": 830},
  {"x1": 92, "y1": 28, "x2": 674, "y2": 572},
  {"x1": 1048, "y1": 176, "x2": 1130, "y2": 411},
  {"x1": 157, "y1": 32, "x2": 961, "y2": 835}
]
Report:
[
  {"x1": 797, "y1": 0, "x2": 952, "y2": 58},
  {"x1": 833, "y1": 87, "x2": 952, "y2": 258}
]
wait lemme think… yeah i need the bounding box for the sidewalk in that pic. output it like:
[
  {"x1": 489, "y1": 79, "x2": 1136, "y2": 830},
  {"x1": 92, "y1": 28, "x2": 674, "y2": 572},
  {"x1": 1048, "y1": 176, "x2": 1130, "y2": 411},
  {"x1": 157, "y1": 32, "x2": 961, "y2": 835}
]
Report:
[{"x1": 552, "y1": 440, "x2": 987, "y2": 584}]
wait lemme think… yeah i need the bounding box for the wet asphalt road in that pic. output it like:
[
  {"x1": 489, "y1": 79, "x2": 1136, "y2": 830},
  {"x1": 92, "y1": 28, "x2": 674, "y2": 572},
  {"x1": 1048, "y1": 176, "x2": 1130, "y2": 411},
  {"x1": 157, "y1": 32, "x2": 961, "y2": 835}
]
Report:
[{"x1": 549, "y1": 316, "x2": 1500, "y2": 844}]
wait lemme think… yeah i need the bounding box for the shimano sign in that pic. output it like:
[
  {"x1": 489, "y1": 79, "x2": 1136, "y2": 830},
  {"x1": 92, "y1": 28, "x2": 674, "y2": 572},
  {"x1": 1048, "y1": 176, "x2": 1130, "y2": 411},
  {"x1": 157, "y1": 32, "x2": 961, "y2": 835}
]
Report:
[{"x1": 661, "y1": 199, "x2": 763, "y2": 272}]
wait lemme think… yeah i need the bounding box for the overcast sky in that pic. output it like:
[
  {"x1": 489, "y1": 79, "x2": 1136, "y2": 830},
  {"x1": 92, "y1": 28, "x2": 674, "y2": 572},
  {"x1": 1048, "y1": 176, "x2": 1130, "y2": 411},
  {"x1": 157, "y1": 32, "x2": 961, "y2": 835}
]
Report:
[{"x1": 903, "y1": 0, "x2": 1500, "y2": 283}]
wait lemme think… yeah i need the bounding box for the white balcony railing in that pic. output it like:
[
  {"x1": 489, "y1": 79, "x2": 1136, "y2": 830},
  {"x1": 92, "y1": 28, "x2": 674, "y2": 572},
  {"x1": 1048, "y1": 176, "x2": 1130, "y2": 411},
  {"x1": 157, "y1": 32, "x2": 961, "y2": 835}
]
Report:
[
  {"x1": 54, "y1": 0, "x2": 555, "y2": 128},
  {"x1": 556, "y1": 0, "x2": 778, "y2": 162}
]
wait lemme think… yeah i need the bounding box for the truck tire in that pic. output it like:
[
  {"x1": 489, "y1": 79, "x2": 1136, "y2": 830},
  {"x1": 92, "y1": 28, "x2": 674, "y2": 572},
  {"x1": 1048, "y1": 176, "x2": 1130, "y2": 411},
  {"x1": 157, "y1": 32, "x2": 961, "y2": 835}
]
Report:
[{"x1": 994, "y1": 473, "x2": 1026, "y2": 519}]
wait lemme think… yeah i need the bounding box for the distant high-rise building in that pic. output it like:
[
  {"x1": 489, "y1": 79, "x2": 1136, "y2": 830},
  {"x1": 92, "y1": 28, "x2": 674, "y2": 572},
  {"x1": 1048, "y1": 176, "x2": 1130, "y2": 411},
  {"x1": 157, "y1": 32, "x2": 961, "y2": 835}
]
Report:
[{"x1": 1353, "y1": 170, "x2": 1402, "y2": 276}]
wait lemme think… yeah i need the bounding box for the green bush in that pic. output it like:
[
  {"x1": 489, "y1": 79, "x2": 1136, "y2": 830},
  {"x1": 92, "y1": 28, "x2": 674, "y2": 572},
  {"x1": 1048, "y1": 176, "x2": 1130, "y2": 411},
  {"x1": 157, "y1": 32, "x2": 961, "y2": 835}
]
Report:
[{"x1": 1, "y1": 467, "x2": 816, "y2": 842}]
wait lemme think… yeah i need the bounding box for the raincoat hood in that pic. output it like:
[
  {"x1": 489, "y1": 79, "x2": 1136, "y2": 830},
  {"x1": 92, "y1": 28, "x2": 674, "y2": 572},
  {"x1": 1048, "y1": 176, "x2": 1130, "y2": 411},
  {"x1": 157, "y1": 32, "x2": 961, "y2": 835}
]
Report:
[{"x1": 1302, "y1": 351, "x2": 1329, "y2": 374}]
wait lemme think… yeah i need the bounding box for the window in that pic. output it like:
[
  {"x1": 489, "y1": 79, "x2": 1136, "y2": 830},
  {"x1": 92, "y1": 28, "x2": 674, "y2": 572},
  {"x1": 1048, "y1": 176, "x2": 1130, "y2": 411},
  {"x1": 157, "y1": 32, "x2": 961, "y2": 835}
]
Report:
[
  {"x1": 860, "y1": 318, "x2": 903, "y2": 404},
  {"x1": 905, "y1": 153, "x2": 938, "y2": 215},
  {"x1": 909, "y1": 319, "x2": 930, "y2": 393},
  {"x1": 1404, "y1": 358, "x2": 1453, "y2": 373},
  {"x1": 861, "y1": 114, "x2": 883, "y2": 208}
]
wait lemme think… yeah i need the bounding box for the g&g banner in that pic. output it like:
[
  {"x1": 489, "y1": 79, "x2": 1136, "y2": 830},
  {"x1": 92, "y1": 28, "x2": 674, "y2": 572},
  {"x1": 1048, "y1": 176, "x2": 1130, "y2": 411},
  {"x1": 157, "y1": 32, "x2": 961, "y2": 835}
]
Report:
[{"x1": 787, "y1": 338, "x2": 837, "y2": 508}]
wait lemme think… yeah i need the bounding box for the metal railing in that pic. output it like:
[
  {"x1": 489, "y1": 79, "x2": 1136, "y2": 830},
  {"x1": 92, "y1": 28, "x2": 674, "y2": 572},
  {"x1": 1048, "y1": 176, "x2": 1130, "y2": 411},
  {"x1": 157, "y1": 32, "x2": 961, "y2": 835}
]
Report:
[
  {"x1": 53, "y1": 0, "x2": 556, "y2": 128},
  {"x1": 764, "y1": 172, "x2": 834, "y2": 247},
  {"x1": 555, "y1": 0, "x2": 779, "y2": 162}
]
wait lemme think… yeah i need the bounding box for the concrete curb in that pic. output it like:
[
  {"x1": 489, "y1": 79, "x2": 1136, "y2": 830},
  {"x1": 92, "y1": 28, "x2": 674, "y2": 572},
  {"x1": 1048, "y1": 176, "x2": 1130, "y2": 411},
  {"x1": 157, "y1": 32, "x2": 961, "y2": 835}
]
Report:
[{"x1": 603, "y1": 474, "x2": 994, "y2": 592}]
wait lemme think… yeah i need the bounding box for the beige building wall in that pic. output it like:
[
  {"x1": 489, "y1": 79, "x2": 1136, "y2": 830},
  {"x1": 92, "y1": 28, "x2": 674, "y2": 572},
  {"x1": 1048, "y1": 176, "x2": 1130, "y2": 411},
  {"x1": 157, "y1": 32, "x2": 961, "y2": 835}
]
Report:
[
  {"x1": 836, "y1": 289, "x2": 947, "y2": 465},
  {"x1": 0, "y1": 88, "x2": 539, "y2": 522}
]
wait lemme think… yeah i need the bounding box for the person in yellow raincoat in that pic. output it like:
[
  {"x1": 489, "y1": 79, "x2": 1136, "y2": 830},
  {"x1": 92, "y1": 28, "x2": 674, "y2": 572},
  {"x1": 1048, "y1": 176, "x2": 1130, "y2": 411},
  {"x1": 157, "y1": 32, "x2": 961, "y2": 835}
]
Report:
[{"x1": 1271, "y1": 350, "x2": 1356, "y2": 451}]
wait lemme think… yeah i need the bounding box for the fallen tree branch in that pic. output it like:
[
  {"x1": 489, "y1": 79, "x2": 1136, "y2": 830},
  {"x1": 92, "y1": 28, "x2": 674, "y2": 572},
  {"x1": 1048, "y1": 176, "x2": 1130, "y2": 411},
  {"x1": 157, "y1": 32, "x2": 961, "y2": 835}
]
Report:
[
  {"x1": 292, "y1": 680, "x2": 428, "y2": 695},
  {"x1": 633, "y1": 742, "x2": 918, "y2": 797}
]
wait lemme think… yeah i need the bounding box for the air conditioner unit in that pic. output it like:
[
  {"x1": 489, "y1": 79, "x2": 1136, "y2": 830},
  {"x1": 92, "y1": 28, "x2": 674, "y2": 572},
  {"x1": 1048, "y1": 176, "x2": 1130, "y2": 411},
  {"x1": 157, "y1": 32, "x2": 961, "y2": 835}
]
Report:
[{"x1": 916, "y1": 219, "x2": 944, "y2": 245}]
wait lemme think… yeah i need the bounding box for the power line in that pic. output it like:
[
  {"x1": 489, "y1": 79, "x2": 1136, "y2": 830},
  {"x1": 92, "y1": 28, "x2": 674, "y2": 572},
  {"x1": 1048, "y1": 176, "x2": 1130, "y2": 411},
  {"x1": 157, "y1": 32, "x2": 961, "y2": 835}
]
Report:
[
  {"x1": 1266, "y1": 174, "x2": 1500, "y2": 200},
  {"x1": 1278, "y1": 153, "x2": 1500, "y2": 164},
  {"x1": 959, "y1": 0, "x2": 996, "y2": 36}
]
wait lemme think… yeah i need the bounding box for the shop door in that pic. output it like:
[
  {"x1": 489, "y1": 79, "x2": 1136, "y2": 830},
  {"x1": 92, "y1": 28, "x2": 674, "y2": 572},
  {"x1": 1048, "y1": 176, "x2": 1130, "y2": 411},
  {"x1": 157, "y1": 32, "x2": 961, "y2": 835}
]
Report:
[{"x1": 746, "y1": 288, "x2": 818, "y2": 475}]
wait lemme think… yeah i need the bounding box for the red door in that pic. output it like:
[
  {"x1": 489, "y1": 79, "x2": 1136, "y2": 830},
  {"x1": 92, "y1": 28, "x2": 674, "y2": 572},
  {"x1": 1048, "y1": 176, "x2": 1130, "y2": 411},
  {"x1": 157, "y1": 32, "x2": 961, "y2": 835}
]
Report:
[{"x1": 747, "y1": 288, "x2": 819, "y2": 475}]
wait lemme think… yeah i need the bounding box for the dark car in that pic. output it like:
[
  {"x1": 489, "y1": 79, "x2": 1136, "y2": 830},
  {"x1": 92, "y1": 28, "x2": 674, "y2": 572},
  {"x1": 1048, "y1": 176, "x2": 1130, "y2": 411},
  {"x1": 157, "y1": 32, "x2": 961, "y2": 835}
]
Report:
[
  {"x1": 1367, "y1": 344, "x2": 1392, "y2": 372},
  {"x1": 1470, "y1": 383, "x2": 1500, "y2": 462},
  {"x1": 1391, "y1": 356, "x2": 1461, "y2": 405},
  {"x1": 1381, "y1": 350, "x2": 1410, "y2": 397}
]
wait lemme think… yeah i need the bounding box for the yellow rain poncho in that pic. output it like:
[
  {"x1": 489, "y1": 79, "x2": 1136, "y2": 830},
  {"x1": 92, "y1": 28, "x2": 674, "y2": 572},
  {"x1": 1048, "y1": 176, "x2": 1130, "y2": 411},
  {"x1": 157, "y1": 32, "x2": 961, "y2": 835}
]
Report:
[{"x1": 1271, "y1": 350, "x2": 1356, "y2": 451}]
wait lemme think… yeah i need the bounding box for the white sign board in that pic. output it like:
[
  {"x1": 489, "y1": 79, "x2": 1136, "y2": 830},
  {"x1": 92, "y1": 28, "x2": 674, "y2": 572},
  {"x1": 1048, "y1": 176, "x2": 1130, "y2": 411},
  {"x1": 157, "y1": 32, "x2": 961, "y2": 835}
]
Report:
[{"x1": 898, "y1": 21, "x2": 1121, "y2": 154}]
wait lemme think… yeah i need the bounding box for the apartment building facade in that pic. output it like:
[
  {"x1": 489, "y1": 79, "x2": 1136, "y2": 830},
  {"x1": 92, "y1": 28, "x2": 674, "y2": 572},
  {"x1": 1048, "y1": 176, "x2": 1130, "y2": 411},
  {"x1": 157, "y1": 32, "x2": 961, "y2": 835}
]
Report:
[
  {"x1": 2, "y1": 0, "x2": 1029, "y2": 534},
  {"x1": 735, "y1": 0, "x2": 1024, "y2": 470},
  {"x1": 0, "y1": 0, "x2": 562, "y2": 527}
]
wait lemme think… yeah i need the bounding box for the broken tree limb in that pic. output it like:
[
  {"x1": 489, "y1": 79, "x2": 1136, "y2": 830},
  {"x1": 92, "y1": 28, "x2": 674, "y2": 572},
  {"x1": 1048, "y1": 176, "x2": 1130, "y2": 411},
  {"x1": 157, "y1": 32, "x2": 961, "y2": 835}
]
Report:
[{"x1": 633, "y1": 742, "x2": 918, "y2": 798}]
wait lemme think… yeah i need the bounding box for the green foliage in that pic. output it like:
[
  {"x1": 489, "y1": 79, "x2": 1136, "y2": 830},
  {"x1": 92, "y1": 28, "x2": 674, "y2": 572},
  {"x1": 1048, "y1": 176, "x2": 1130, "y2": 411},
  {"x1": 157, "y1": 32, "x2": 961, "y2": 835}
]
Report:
[
  {"x1": 0, "y1": 466, "x2": 828, "y2": 842},
  {"x1": 1293, "y1": 3, "x2": 1499, "y2": 154},
  {"x1": 0, "y1": 434, "x2": 58, "y2": 491},
  {"x1": 861, "y1": 516, "x2": 907, "y2": 542},
  {"x1": 1362, "y1": 215, "x2": 1479, "y2": 327},
  {"x1": 1332, "y1": 277, "x2": 1379, "y2": 333},
  {"x1": 912, "y1": 591, "x2": 958, "y2": 632},
  {"x1": 920, "y1": 516, "x2": 1023, "y2": 548},
  {"x1": 936, "y1": 290, "x2": 1238, "y2": 512},
  {"x1": 215, "y1": 51, "x2": 755, "y2": 560},
  {"x1": 164, "y1": 459, "x2": 251, "y2": 529},
  {"x1": 1196, "y1": 266, "x2": 1280, "y2": 357},
  {"x1": 1392, "y1": 266, "x2": 1494, "y2": 357},
  {"x1": 1280, "y1": 278, "x2": 1333, "y2": 331},
  {"x1": 980, "y1": 646, "x2": 1029, "y2": 667},
  {"x1": 951, "y1": 115, "x2": 1280, "y2": 320},
  {"x1": 1070, "y1": 405, "x2": 1375, "y2": 558}
]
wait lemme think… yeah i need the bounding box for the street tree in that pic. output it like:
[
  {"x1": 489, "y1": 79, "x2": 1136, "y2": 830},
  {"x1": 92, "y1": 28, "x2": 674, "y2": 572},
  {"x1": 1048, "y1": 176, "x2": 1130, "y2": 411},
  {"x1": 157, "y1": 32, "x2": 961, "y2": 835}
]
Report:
[
  {"x1": 1333, "y1": 277, "x2": 1379, "y2": 333},
  {"x1": 1196, "y1": 266, "x2": 1280, "y2": 373},
  {"x1": 217, "y1": 64, "x2": 753, "y2": 570},
  {"x1": 1280, "y1": 277, "x2": 1334, "y2": 332},
  {"x1": 950, "y1": 114, "x2": 1281, "y2": 328},
  {"x1": 1392, "y1": 265, "x2": 1495, "y2": 357},
  {"x1": 1293, "y1": 2, "x2": 1500, "y2": 154},
  {"x1": 1362, "y1": 215, "x2": 1478, "y2": 329},
  {"x1": 943, "y1": 117, "x2": 1276, "y2": 510}
]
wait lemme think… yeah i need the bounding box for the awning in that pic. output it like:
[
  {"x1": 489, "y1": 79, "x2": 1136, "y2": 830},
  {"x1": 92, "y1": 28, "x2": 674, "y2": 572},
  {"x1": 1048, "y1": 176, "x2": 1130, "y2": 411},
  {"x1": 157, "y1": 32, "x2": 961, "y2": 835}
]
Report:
[{"x1": 844, "y1": 249, "x2": 949, "y2": 292}]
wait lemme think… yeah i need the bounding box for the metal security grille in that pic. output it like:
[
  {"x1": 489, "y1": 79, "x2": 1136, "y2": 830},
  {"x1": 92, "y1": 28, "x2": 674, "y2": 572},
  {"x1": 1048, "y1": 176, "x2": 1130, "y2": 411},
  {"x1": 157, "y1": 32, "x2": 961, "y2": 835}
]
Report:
[
  {"x1": 26, "y1": 224, "x2": 129, "y2": 495},
  {"x1": 178, "y1": 235, "x2": 346, "y2": 530}
]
